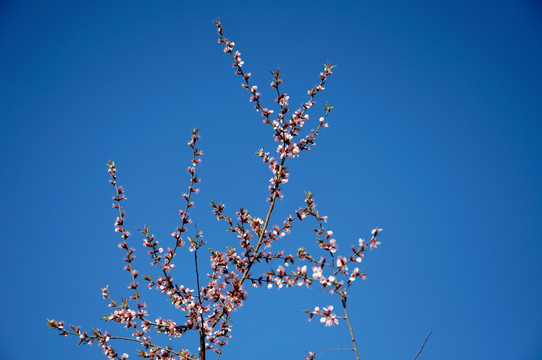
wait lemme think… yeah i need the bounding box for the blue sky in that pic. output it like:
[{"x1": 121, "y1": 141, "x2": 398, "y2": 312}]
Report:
[{"x1": 1, "y1": 1, "x2": 541, "y2": 359}]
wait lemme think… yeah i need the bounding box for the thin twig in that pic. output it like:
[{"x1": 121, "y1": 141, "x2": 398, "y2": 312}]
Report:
[
  {"x1": 341, "y1": 296, "x2": 360, "y2": 360},
  {"x1": 193, "y1": 233, "x2": 206, "y2": 360},
  {"x1": 412, "y1": 331, "x2": 432, "y2": 360},
  {"x1": 322, "y1": 348, "x2": 355, "y2": 353}
]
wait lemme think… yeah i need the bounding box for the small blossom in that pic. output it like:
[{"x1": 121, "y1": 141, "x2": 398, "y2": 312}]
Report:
[
  {"x1": 320, "y1": 238, "x2": 337, "y2": 253},
  {"x1": 320, "y1": 306, "x2": 339, "y2": 327},
  {"x1": 312, "y1": 265, "x2": 323, "y2": 280},
  {"x1": 336, "y1": 256, "x2": 348, "y2": 271},
  {"x1": 349, "y1": 267, "x2": 360, "y2": 282}
]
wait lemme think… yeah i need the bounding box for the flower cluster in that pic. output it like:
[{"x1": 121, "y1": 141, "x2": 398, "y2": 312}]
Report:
[
  {"x1": 216, "y1": 19, "x2": 335, "y2": 203},
  {"x1": 307, "y1": 306, "x2": 340, "y2": 327},
  {"x1": 48, "y1": 21, "x2": 382, "y2": 360}
]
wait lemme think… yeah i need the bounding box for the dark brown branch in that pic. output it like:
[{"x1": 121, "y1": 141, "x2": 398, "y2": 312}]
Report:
[
  {"x1": 194, "y1": 243, "x2": 206, "y2": 360},
  {"x1": 412, "y1": 331, "x2": 432, "y2": 360},
  {"x1": 322, "y1": 348, "x2": 355, "y2": 353}
]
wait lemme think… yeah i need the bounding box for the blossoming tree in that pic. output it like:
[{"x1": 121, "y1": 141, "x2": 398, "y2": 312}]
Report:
[{"x1": 48, "y1": 20, "x2": 384, "y2": 360}]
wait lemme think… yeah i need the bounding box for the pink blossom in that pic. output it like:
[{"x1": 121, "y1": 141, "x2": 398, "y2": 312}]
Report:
[
  {"x1": 312, "y1": 264, "x2": 323, "y2": 280},
  {"x1": 336, "y1": 256, "x2": 348, "y2": 272},
  {"x1": 349, "y1": 267, "x2": 360, "y2": 282},
  {"x1": 320, "y1": 306, "x2": 339, "y2": 327},
  {"x1": 321, "y1": 275, "x2": 335, "y2": 287},
  {"x1": 320, "y1": 238, "x2": 337, "y2": 253}
]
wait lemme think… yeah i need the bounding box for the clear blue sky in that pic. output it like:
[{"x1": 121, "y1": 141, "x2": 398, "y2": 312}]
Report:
[{"x1": 1, "y1": 1, "x2": 541, "y2": 359}]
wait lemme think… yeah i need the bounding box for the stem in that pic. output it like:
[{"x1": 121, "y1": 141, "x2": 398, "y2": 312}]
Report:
[
  {"x1": 412, "y1": 331, "x2": 432, "y2": 360},
  {"x1": 194, "y1": 245, "x2": 206, "y2": 360},
  {"x1": 239, "y1": 163, "x2": 284, "y2": 284},
  {"x1": 341, "y1": 296, "x2": 360, "y2": 360}
]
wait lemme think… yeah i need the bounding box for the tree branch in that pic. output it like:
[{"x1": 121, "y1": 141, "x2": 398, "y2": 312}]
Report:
[{"x1": 412, "y1": 331, "x2": 432, "y2": 360}]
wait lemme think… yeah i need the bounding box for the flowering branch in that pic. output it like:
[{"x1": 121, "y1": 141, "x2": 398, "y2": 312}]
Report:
[{"x1": 48, "y1": 20, "x2": 385, "y2": 360}]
